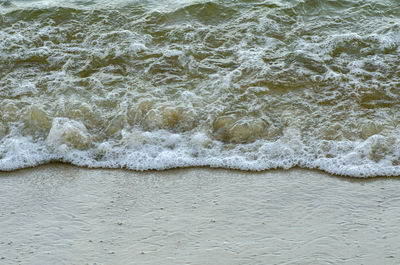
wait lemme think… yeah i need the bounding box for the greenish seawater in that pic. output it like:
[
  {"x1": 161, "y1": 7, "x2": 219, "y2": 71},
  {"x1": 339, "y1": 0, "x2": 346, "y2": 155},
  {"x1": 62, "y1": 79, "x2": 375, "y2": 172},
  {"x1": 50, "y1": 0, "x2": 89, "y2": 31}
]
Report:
[{"x1": 0, "y1": 0, "x2": 400, "y2": 176}]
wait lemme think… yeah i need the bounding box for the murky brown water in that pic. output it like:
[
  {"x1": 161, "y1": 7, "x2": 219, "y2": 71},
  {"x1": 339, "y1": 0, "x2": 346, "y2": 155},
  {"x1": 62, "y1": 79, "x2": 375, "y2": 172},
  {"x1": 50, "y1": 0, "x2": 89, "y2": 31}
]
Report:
[{"x1": 1, "y1": 0, "x2": 400, "y2": 176}]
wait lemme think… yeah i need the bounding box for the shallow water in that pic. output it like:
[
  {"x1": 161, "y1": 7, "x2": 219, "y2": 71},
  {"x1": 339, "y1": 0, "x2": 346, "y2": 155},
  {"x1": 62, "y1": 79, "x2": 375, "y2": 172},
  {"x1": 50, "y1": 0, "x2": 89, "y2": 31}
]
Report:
[
  {"x1": 1, "y1": 165, "x2": 400, "y2": 264},
  {"x1": 1, "y1": 0, "x2": 400, "y2": 176}
]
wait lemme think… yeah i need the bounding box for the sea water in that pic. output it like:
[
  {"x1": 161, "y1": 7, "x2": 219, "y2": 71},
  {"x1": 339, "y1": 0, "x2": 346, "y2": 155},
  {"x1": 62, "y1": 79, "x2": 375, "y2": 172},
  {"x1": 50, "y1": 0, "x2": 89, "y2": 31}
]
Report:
[{"x1": 1, "y1": 0, "x2": 400, "y2": 176}]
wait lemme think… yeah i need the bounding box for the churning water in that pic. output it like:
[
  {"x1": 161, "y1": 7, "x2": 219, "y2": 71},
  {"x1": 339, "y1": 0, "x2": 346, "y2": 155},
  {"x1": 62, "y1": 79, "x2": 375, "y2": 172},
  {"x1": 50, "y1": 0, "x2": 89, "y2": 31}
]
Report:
[{"x1": 1, "y1": 0, "x2": 400, "y2": 176}]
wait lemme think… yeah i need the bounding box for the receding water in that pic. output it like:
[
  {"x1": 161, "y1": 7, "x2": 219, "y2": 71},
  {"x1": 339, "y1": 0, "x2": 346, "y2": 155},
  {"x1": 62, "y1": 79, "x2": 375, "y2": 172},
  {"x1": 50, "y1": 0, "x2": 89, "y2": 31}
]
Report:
[{"x1": 1, "y1": 0, "x2": 400, "y2": 176}]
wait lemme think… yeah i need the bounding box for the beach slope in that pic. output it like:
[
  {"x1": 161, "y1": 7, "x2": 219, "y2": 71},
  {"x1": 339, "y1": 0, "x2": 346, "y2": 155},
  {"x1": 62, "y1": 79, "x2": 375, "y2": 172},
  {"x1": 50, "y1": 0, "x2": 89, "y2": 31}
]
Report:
[{"x1": 1, "y1": 165, "x2": 400, "y2": 264}]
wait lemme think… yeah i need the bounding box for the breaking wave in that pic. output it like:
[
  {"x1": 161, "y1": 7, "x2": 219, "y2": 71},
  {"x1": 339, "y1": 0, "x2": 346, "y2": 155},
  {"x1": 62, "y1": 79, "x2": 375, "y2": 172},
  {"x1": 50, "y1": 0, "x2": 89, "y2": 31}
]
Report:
[{"x1": 1, "y1": 0, "x2": 400, "y2": 177}]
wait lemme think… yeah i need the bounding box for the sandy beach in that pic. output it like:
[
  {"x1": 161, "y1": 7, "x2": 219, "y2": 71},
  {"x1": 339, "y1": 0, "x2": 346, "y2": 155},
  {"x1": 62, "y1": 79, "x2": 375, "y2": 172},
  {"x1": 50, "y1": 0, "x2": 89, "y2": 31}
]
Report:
[
  {"x1": 1, "y1": 164, "x2": 399, "y2": 264},
  {"x1": 2, "y1": 1, "x2": 400, "y2": 264}
]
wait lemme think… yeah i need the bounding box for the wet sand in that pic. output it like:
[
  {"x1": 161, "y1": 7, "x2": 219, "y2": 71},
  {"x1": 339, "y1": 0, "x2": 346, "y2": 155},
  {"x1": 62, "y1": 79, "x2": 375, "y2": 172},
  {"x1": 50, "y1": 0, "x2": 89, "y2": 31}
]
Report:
[{"x1": 1, "y1": 164, "x2": 400, "y2": 264}]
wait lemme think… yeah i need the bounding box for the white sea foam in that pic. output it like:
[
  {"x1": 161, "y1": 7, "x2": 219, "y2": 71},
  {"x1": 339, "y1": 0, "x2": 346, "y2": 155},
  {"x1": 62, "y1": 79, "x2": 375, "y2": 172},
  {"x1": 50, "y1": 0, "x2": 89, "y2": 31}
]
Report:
[
  {"x1": 1, "y1": 0, "x2": 400, "y2": 177},
  {"x1": 1, "y1": 125, "x2": 400, "y2": 177}
]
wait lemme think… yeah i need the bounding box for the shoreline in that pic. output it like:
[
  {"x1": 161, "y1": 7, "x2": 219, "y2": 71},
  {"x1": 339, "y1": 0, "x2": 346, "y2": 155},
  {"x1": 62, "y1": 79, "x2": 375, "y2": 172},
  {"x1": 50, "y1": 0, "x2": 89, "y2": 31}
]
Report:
[
  {"x1": 1, "y1": 164, "x2": 400, "y2": 264},
  {"x1": 2, "y1": 162, "x2": 400, "y2": 181}
]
